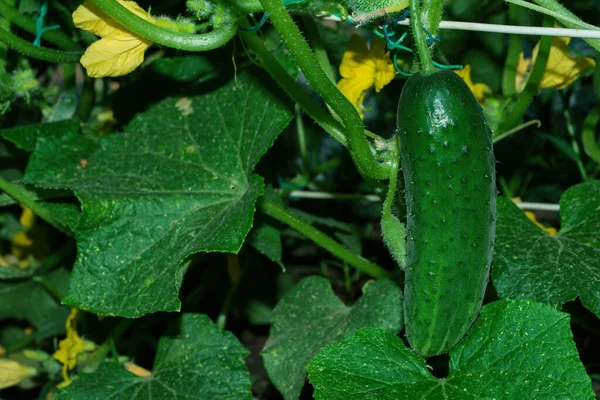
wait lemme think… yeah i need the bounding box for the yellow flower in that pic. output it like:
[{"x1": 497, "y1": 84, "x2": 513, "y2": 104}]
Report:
[
  {"x1": 524, "y1": 211, "x2": 557, "y2": 236},
  {"x1": 515, "y1": 52, "x2": 532, "y2": 93},
  {"x1": 10, "y1": 206, "x2": 49, "y2": 268},
  {"x1": 455, "y1": 64, "x2": 491, "y2": 103},
  {"x1": 72, "y1": 0, "x2": 155, "y2": 78},
  {"x1": 516, "y1": 32, "x2": 596, "y2": 92},
  {"x1": 123, "y1": 361, "x2": 152, "y2": 377},
  {"x1": 0, "y1": 359, "x2": 35, "y2": 389},
  {"x1": 53, "y1": 309, "x2": 84, "y2": 388},
  {"x1": 11, "y1": 206, "x2": 35, "y2": 261},
  {"x1": 337, "y1": 34, "x2": 396, "y2": 119}
]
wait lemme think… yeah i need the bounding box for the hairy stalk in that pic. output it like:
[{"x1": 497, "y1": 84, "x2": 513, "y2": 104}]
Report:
[
  {"x1": 502, "y1": 3, "x2": 521, "y2": 97},
  {"x1": 88, "y1": 0, "x2": 237, "y2": 51},
  {"x1": 0, "y1": 177, "x2": 73, "y2": 235},
  {"x1": 259, "y1": 0, "x2": 390, "y2": 179},
  {"x1": 0, "y1": 27, "x2": 82, "y2": 63},
  {"x1": 498, "y1": 16, "x2": 553, "y2": 132},
  {"x1": 410, "y1": 0, "x2": 435, "y2": 75},
  {"x1": 257, "y1": 197, "x2": 392, "y2": 279},
  {"x1": 532, "y1": 0, "x2": 600, "y2": 52},
  {"x1": 421, "y1": 0, "x2": 445, "y2": 37},
  {"x1": 240, "y1": 30, "x2": 348, "y2": 146},
  {"x1": 0, "y1": 0, "x2": 80, "y2": 50},
  {"x1": 302, "y1": 16, "x2": 334, "y2": 81}
]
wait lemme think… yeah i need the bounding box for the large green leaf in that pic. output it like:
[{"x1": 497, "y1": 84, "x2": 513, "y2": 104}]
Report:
[
  {"x1": 493, "y1": 181, "x2": 600, "y2": 317},
  {"x1": 307, "y1": 300, "x2": 594, "y2": 399},
  {"x1": 23, "y1": 71, "x2": 293, "y2": 317},
  {"x1": 0, "y1": 120, "x2": 81, "y2": 230},
  {"x1": 262, "y1": 277, "x2": 403, "y2": 400},
  {"x1": 0, "y1": 120, "x2": 79, "y2": 152},
  {"x1": 0, "y1": 268, "x2": 70, "y2": 340},
  {"x1": 0, "y1": 182, "x2": 80, "y2": 233},
  {"x1": 56, "y1": 314, "x2": 251, "y2": 400},
  {"x1": 246, "y1": 216, "x2": 283, "y2": 269}
]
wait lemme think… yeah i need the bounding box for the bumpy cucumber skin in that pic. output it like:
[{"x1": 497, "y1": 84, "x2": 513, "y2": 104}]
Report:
[{"x1": 398, "y1": 70, "x2": 496, "y2": 357}]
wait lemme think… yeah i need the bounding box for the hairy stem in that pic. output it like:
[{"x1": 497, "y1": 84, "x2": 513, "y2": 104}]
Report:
[
  {"x1": 88, "y1": 0, "x2": 237, "y2": 51},
  {"x1": 0, "y1": 27, "x2": 82, "y2": 63},
  {"x1": 582, "y1": 106, "x2": 600, "y2": 164},
  {"x1": 410, "y1": 0, "x2": 435, "y2": 75},
  {"x1": 502, "y1": 3, "x2": 521, "y2": 97},
  {"x1": 240, "y1": 30, "x2": 348, "y2": 146},
  {"x1": 0, "y1": 0, "x2": 81, "y2": 50},
  {"x1": 302, "y1": 16, "x2": 334, "y2": 81},
  {"x1": 259, "y1": 0, "x2": 389, "y2": 179},
  {"x1": 0, "y1": 177, "x2": 72, "y2": 235},
  {"x1": 421, "y1": 0, "x2": 445, "y2": 37},
  {"x1": 498, "y1": 16, "x2": 553, "y2": 132},
  {"x1": 531, "y1": 0, "x2": 600, "y2": 52},
  {"x1": 257, "y1": 197, "x2": 391, "y2": 279},
  {"x1": 84, "y1": 319, "x2": 134, "y2": 372}
]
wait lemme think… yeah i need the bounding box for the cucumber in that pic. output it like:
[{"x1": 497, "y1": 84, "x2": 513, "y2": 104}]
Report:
[{"x1": 397, "y1": 70, "x2": 496, "y2": 357}]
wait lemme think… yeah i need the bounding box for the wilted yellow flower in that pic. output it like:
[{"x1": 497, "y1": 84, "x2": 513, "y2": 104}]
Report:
[
  {"x1": 11, "y1": 206, "x2": 35, "y2": 260},
  {"x1": 124, "y1": 361, "x2": 152, "y2": 377},
  {"x1": 53, "y1": 309, "x2": 84, "y2": 388},
  {"x1": 516, "y1": 32, "x2": 596, "y2": 92},
  {"x1": 337, "y1": 34, "x2": 396, "y2": 119},
  {"x1": 515, "y1": 52, "x2": 532, "y2": 93},
  {"x1": 525, "y1": 211, "x2": 557, "y2": 236},
  {"x1": 9, "y1": 206, "x2": 49, "y2": 269},
  {"x1": 455, "y1": 64, "x2": 491, "y2": 103},
  {"x1": 72, "y1": 0, "x2": 155, "y2": 78},
  {"x1": 0, "y1": 359, "x2": 35, "y2": 389}
]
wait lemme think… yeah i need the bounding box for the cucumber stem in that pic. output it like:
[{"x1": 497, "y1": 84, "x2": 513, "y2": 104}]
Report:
[
  {"x1": 257, "y1": 197, "x2": 392, "y2": 279},
  {"x1": 421, "y1": 0, "x2": 446, "y2": 37},
  {"x1": 0, "y1": 0, "x2": 81, "y2": 50},
  {"x1": 0, "y1": 27, "x2": 82, "y2": 63},
  {"x1": 240, "y1": 29, "x2": 348, "y2": 147},
  {"x1": 87, "y1": 0, "x2": 237, "y2": 51},
  {"x1": 499, "y1": 16, "x2": 553, "y2": 132},
  {"x1": 502, "y1": 3, "x2": 521, "y2": 97},
  {"x1": 410, "y1": 0, "x2": 435, "y2": 75},
  {"x1": 259, "y1": 0, "x2": 390, "y2": 180},
  {"x1": 0, "y1": 176, "x2": 73, "y2": 236}
]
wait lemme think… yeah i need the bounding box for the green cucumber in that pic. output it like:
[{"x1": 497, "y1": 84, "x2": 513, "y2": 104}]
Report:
[{"x1": 397, "y1": 70, "x2": 496, "y2": 357}]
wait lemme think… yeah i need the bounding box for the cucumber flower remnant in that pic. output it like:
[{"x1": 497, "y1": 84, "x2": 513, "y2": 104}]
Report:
[
  {"x1": 337, "y1": 34, "x2": 396, "y2": 119},
  {"x1": 53, "y1": 308, "x2": 84, "y2": 388},
  {"x1": 454, "y1": 64, "x2": 491, "y2": 103},
  {"x1": 525, "y1": 211, "x2": 557, "y2": 236},
  {"x1": 516, "y1": 32, "x2": 596, "y2": 92},
  {"x1": 72, "y1": 0, "x2": 194, "y2": 78},
  {"x1": 0, "y1": 359, "x2": 35, "y2": 389},
  {"x1": 512, "y1": 198, "x2": 557, "y2": 236}
]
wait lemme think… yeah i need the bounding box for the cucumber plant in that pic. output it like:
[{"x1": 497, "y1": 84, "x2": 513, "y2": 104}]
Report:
[{"x1": 0, "y1": 0, "x2": 598, "y2": 398}]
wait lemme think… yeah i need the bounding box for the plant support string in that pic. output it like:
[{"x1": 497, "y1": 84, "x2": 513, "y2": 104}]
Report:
[{"x1": 326, "y1": 15, "x2": 600, "y2": 38}]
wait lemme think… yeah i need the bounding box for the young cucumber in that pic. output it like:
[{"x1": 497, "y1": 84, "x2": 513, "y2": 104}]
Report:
[{"x1": 397, "y1": 70, "x2": 496, "y2": 357}]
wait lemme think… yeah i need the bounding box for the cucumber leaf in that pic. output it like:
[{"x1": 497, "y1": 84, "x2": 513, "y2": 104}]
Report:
[
  {"x1": 0, "y1": 120, "x2": 82, "y2": 231},
  {"x1": 262, "y1": 277, "x2": 403, "y2": 400},
  {"x1": 0, "y1": 120, "x2": 80, "y2": 152},
  {"x1": 493, "y1": 181, "x2": 600, "y2": 318},
  {"x1": 22, "y1": 70, "x2": 293, "y2": 317},
  {"x1": 307, "y1": 300, "x2": 594, "y2": 399},
  {"x1": 0, "y1": 268, "x2": 70, "y2": 340},
  {"x1": 246, "y1": 215, "x2": 283, "y2": 269},
  {"x1": 55, "y1": 314, "x2": 251, "y2": 400}
]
